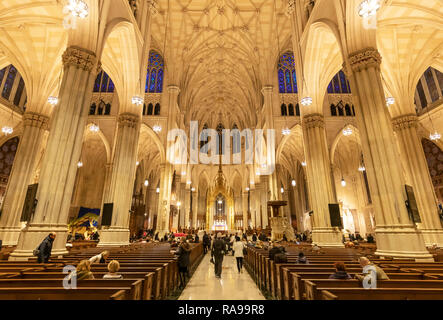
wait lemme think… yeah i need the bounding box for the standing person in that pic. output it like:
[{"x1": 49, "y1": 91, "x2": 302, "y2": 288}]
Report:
[
  {"x1": 252, "y1": 233, "x2": 257, "y2": 242},
  {"x1": 211, "y1": 233, "x2": 227, "y2": 278},
  {"x1": 175, "y1": 238, "x2": 192, "y2": 288},
  {"x1": 203, "y1": 232, "x2": 210, "y2": 254},
  {"x1": 35, "y1": 232, "x2": 56, "y2": 263},
  {"x1": 232, "y1": 236, "x2": 245, "y2": 273}
]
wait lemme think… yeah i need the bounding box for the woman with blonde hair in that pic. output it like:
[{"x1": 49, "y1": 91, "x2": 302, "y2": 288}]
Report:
[
  {"x1": 69, "y1": 259, "x2": 94, "y2": 281},
  {"x1": 103, "y1": 260, "x2": 123, "y2": 279}
]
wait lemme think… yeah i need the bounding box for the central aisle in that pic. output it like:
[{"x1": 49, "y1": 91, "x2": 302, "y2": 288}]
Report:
[{"x1": 179, "y1": 253, "x2": 266, "y2": 300}]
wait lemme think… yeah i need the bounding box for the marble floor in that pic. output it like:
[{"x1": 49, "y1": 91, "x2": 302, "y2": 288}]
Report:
[{"x1": 179, "y1": 253, "x2": 266, "y2": 300}]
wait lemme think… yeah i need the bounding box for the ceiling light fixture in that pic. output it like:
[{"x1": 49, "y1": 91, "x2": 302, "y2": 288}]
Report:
[
  {"x1": 343, "y1": 127, "x2": 353, "y2": 136},
  {"x1": 386, "y1": 97, "x2": 395, "y2": 107},
  {"x1": 65, "y1": 0, "x2": 89, "y2": 19},
  {"x1": 132, "y1": 96, "x2": 144, "y2": 106},
  {"x1": 300, "y1": 97, "x2": 313, "y2": 107},
  {"x1": 358, "y1": 0, "x2": 380, "y2": 18},
  {"x1": 430, "y1": 132, "x2": 441, "y2": 141},
  {"x1": 89, "y1": 123, "x2": 99, "y2": 133},
  {"x1": 153, "y1": 125, "x2": 162, "y2": 133},
  {"x1": 48, "y1": 96, "x2": 59, "y2": 106}
]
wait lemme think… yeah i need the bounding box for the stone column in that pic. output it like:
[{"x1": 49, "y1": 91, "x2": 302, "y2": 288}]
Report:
[
  {"x1": 99, "y1": 113, "x2": 140, "y2": 246},
  {"x1": 10, "y1": 46, "x2": 98, "y2": 260},
  {"x1": 156, "y1": 163, "x2": 172, "y2": 238},
  {"x1": 242, "y1": 192, "x2": 249, "y2": 231},
  {"x1": 192, "y1": 187, "x2": 198, "y2": 229},
  {"x1": 348, "y1": 48, "x2": 432, "y2": 260},
  {"x1": 184, "y1": 188, "x2": 191, "y2": 228},
  {"x1": 0, "y1": 113, "x2": 49, "y2": 245},
  {"x1": 261, "y1": 176, "x2": 269, "y2": 228},
  {"x1": 392, "y1": 114, "x2": 443, "y2": 246},
  {"x1": 250, "y1": 188, "x2": 257, "y2": 228},
  {"x1": 302, "y1": 114, "x2": 343, "y2": 247}
]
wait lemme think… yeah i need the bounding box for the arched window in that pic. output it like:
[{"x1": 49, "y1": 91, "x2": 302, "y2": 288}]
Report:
[
  {"x1": 13, "y1": 78, "x2": 25, "y2": 107},
  {"x1": 89, "y1": 103, "x2": 97, "y2": 115},
  {"x1": 345, "y1": 104, "x2": 352, "y2": 116},
  {"x1": 288, "y1": 104, "x2": 295, "y2": 116},
  {"x1": 145, "y1": 50, "x2": 164, "y2": 93},
  {"x1": 154, "y1": 103, "x2": 161, "y2": 115},
  {"x1": 295, "y1": 103, "x2": 300, "y2": 116},
  {"x1": 327, "y1": 70, "x2": 351, "y2": 94},
  {"x1": 278, "y1": 52, "x2": 298, "y2": 94},
  {"x1": 415, "y1": 67, "x2": 443, "y2": 111},
  {"x1": 97, "y1": 101, "x2": 105, "y2": 115},
  {"x1": 147, "y1": 103, "x2": 153, "y2": 115},
  {"x1": 281, "y1": 104, "x2": 287, "y2": 116},
  {"x1": 352, "y1": 105, "x2": 356, "y2": 116},
  {"x1": 330, "y1": 104, "x2": 337, "y2": 116},
  {"x1": 143, "y1": 103, "x2": 147, "y2": 115},
  {"x1": 0, "y1": 67, "x2": 6, "y2": 88},
  {"x1": 105, "y1": 103, "x2": 111, "y2": 115},
  {"x1": 338, "y1": 106, "x2": 344, "y2": 116},
  {"x1": 2, "y1": 65, "x2": 17, "y2": 100},
  {"x1": 93, "y1": 71, "x2": 115, "y2": 93}
]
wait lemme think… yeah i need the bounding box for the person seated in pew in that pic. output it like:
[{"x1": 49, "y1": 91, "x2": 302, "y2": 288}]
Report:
[
  {"x1": 355, "y1": 257, "x2": 389, "y2": 281},
  {"x1": 268, "y1": 242, "x2": 281, "y2": 261},
  {"x1": 329, "y1": 262, "x2": 352, "y2": 279},
  {"x1": 296, "y1": 252, "x2": 309, "y2": 264},
  {"x1": 103, "y1": 260, "x2": 123, "y2": 279},
  {"x1": 89, "y1": 250, "x2": 110, "y2": 264},
  {"x1": 366, "y1": 234, "x2": 375, "y2": 243},
  {"x1": 312, "y1": 243, "x2": 321, "y2": 253},
  {"x1": 68, "y1": 260, "x2": 95, "y2": 281}
]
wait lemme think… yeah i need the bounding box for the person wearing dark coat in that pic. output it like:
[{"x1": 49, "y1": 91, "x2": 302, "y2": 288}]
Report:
[
  {"x1": 329, "y1": 262, "x2": 352, "y2": 279},
  {"x1": 175, "y1": 238, "x2": 192, "y2": 287},
  {"x1": 252, "y1": 233, "x2": 257, "y2": 242},
  {"x1": 194, "y1": 234, "x2": 200, "y2": 243},
  {"x1": 202, "y1": 232, "x2": 210, "y2": 254},
  {"x1": 296, "y1": 252, "x2": 309, "y2": 264},
  {"x1": 268, "y1": 244, "x2": 281, "y2": 261},
  {"x1": 36, "y1": 232, "x2": 56, "y2": 263},
  {"x1": 211, "y1": 233, "x2": 227, "y2": 278}
]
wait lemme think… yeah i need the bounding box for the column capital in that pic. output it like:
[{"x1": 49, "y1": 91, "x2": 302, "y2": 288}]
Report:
[
  {"x1": 62, "y1": 46, "x2": 97, "y2": 72},
  {"x1": 167, "y1": 85, "x2": 180, "y2": 93},
  {"x1": 349, "y1": 47, "x2": 381, "y2": 72},
  {"x1": 23, "y1": 112, "x2": 49, "y2": 130},
  {"x1": 146, "y1": 0, "x2": 158, "y2": 15},
  {"x1": 261, "y1": 86, "x2": 273, "y2": 94},
  {"x1": 392, "y1": 114, "x2": 418, "y2": 131},
  {"x1": 118, "y1": 112, "x2": 139, "y2": 128},
  {"x1": 286, "y1": 0, "x2": 296, "y2": 16},
  {"x1": 302, "y1": 113, "x2": 325, "y2": 129}
]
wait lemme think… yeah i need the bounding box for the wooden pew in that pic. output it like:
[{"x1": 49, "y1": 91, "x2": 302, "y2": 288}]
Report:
[
  {"x1": 321, "y1": 288, "x2": 443, "y2": 300},
  {"x1": 0, "y1": 287, "x2": 129, "y2": 300},
  {"x1": 304, "y1": 279, "x2": 443, "y2": 300},
  {"x1": 0, "y1": 278, "x2": 143, "y2": 300}
]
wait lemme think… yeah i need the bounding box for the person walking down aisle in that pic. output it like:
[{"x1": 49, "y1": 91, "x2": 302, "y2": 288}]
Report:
[
  {"x1": 175, "y1": 238, "x2": 192, "y2": 288},
  {"x1": 212, "y1": 233, "x2": 227, "y2": 278},
  {"x1": 232, "y1": 236, "x2": 245, "y2": 273},
  {"x1": 202, "y1": 232, "x2": 210, "y2": 254}
]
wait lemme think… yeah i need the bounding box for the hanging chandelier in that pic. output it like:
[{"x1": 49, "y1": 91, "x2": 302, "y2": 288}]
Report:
[
  {"x1": 89, "y1": 123, "x2": 99, "y2": 133},
  {"x1": 282, "y1": 127, "x2": 291, "y2": 136},
  {"x1": 2, "y1": 126, "x2": 13, "y2": 136},
  {"x1": 430, "y1": 132, "x2": 441, "y2": 141},
  {"x1": 77, "y1": 161, "x2": 83, "y2": 168},
  {"x1": 358, "y1": 0, "x2": 380, "y2": 18},
  {"x1": 136, "y1": 161, "x2": 140, "y2": 166},
  {"x1": 65, "y1": 0, "x2": 89, "y2": 19},
  {"x1": 341, "y1": 177, "x2": 347, "y2": 187},
  {"x1": 132, "y1": 96, "x2": 144, "y2": 106},
  {"x1": 292, "y1": 180, "x2": 296, "y2": 187},
  {"x1": 301, "y1": 161, "x2": 307, "y2": 167},
  {"x1": 153, "y1": 125, "x2": 162, "y2": 133},
  {"x1": 386, "y1": 97, "x2": 395, "y2": 107},
  {"x1": 300, "y1": 97, "x2": 313, "y2": 107},
  {"x1": 343, "y1": 127, "x2": 353, "y2": 136},
  {"x1": 48, "y1": 96, "x2": 59, "y2": 106},
  {"x1": 144, "y1": 179, "x2": 149, "y2": 187},
  {"x1": 358, "y1": 165, "x2": 366, "y2": 172}
]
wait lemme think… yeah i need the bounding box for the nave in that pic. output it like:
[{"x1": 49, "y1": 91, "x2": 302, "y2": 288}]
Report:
[{"x1": 179, "y1": 253, "x2": 265, "y2": 300}]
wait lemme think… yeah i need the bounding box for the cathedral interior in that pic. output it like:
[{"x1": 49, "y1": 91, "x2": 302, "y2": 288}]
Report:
[{"x1": 0, "y1": 0, "x2": 442, "y2": 302}]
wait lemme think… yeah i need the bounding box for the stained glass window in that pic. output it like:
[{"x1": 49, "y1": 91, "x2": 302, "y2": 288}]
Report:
[
  {"x1": 13, "y1": 77, "x2": 25, "y2": 106},
  {"x1": 145, "y1": 50, "x2": 164, "y2": 93},
  {"x1": 278, "y1": 52, "x2": 298, "y2": 94},
  {"x1": 2, "y1": 66, "x2": 17, "y2": 100},
  {"x1": 327, "y1": 70, "x2": 351, "y2": 94},
  {"x1": 0, "y1": 67, "x2": 6, "y2": 88},
  {"x1": 93, "y1": 71, "x2": 115, "y2": 93}
]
